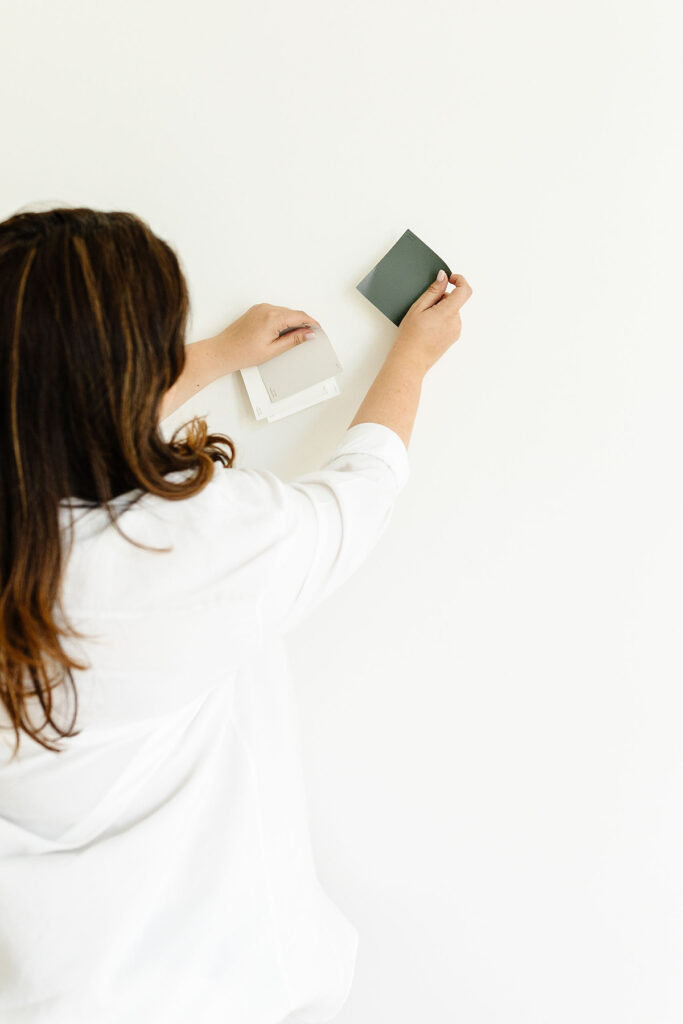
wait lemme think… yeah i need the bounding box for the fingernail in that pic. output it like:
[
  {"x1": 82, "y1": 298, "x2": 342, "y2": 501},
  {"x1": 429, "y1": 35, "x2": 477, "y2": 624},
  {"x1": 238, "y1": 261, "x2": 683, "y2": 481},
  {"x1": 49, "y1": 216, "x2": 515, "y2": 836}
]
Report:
[
  {"x1": 304, "y1": 330, "x2": 316, "y2": 339},
  {"x1": 437, "y1": 269, "x2": 446, "y2": 282}
]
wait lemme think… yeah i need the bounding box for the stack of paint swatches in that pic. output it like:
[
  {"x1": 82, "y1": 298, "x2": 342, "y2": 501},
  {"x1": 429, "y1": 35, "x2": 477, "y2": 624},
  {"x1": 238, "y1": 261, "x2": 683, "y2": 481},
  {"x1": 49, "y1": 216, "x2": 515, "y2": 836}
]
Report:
[{"x1": 240, "y1": 324, "x2": 343, "y2": 422}]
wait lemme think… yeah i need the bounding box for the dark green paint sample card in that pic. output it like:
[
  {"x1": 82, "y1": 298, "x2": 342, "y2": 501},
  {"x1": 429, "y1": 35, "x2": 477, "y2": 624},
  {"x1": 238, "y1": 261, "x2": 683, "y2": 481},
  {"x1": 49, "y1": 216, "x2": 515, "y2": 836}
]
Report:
[{"x1": 356, "y1": 229, "x2": 452, "y2": 327}]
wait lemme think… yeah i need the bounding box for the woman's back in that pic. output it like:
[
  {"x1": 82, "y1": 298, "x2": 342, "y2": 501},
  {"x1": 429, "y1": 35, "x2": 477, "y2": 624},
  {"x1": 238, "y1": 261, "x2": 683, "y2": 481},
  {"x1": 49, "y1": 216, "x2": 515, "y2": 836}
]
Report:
[{"x1": 0, "y1": 422, "x2": 410, "y2": 1024}]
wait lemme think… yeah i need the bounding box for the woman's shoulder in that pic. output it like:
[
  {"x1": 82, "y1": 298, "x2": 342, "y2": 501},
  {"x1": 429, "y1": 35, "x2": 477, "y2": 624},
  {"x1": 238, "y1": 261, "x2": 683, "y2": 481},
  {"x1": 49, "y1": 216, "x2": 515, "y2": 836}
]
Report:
[{"x1": 58, "y1": 464, "x2": 288, "y2": 618}]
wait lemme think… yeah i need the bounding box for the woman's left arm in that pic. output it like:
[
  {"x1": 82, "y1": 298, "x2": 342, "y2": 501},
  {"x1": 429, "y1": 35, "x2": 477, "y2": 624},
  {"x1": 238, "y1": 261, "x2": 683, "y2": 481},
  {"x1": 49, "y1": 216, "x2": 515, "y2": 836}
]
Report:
[
  {"x1": 159, "y1": 332, "x2": 237, "y2": 423},
  {"x1": 159, "y1": 303, "x2": 321, "y2": 422}
]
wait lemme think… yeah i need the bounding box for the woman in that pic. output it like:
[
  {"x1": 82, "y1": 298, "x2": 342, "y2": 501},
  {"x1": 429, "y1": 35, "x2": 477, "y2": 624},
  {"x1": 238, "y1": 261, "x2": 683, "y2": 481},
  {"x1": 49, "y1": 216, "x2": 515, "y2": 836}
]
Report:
[{"x1": 0, "y1": 207, "x2": 471, "y2": 1023}]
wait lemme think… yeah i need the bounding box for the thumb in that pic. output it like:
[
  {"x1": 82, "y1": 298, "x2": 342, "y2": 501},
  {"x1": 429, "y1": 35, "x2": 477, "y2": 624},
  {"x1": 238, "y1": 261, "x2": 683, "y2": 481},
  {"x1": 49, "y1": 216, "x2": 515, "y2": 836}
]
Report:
[
  {"x1": 412, "y1": 269, "x2": 449, "y2": 313},
  {"x1": 277, "y1": 326, "x2": 316, "y2": 348}
]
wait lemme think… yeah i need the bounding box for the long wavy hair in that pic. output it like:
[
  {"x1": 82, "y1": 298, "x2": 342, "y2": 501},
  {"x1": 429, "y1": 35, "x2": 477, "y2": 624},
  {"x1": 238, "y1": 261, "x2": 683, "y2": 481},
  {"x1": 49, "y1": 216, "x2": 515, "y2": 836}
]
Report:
[{"x1": 0, "y1": 205, "x2": 235, "y2": 760}]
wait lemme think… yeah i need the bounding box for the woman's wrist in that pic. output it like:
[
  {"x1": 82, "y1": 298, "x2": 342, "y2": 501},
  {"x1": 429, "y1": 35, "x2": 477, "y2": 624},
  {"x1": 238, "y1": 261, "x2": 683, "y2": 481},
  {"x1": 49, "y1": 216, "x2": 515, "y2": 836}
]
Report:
[
  {"x1": 388, "y1": 336, "x2": 431, "y2": 379},
  {"x1": 348, "y1": 342, "x2": 425, "y2": 449},
  {"x1": 159, "y1": 332, "x2": 238, "y2": 422}
]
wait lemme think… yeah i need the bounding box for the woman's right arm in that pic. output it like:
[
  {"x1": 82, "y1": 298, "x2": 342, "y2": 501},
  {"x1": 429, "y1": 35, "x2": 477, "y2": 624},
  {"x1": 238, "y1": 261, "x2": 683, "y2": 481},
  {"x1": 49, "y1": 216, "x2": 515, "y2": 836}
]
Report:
[
  {"x1": 348, "y1": 271, "x2": 473, "y2": 449},
  {"x1": 233, "y1": 269, "x2": 472, "y2": 637}
]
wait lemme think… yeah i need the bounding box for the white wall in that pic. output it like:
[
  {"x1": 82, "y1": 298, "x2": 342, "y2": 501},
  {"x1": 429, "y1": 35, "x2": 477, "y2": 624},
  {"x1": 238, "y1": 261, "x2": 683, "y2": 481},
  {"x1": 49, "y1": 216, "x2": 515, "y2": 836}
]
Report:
[{"x1": 3, "y1": 1, "x2": 681, "y2": 1020}]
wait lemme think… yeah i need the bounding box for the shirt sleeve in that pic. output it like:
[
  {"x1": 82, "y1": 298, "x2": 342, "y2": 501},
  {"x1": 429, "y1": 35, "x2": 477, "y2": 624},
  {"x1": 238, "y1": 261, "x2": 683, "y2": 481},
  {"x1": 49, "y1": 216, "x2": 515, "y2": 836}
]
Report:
[{"x1": 253, "y1": 421, "x2": 410, "y2": 636}]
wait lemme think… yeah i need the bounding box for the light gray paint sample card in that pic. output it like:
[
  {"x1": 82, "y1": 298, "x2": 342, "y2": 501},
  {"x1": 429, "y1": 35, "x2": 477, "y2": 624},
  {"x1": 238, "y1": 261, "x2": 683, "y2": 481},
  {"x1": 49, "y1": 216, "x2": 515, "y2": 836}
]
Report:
[{"x1": 257, "y1": 326, "x2": 343, "y2": 403}]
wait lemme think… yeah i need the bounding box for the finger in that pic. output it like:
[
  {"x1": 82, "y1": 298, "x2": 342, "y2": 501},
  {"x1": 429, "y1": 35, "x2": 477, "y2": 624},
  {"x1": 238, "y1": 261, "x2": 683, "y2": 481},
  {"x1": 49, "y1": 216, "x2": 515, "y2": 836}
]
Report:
[
  {"x1": 300, "y1": 311, "x2": 322, "y2": 330},
  {"x1": 278, "y1": 328, "x2": 315, "y2": 348},
  {"x1": 442, "y1": 274, "x2": 473, "y2": 311},
  {"x1": 274, "y1": 309, "x2": 322, "y2": 336},
  {"x1": 277, "y1": 324, "x2": 308, "y2": 338},
  {"x1": 276, "y1": 326, "x2": 317, "y2": 343},
  {"x1": 288, "y1": 309, "x2": 322, "y2": 330},
  {"x1": 411, "y1": 269, "x2": 450, "y2": 312}
]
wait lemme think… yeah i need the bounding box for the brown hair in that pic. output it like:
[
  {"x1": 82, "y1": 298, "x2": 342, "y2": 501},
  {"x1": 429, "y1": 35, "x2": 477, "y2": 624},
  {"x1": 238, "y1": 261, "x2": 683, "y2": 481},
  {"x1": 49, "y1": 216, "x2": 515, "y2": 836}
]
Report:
[{"x1": 0, "y1": 205, "x2": 235, "y2": 760}]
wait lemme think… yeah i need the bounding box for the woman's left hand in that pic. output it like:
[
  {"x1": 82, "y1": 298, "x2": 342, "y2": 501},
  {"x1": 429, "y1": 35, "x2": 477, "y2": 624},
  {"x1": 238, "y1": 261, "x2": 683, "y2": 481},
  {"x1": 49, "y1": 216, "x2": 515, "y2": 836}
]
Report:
[
  {"x1": 160, "y1": 304, "x2": 323, "y2": 421},
  {"x1": 217, "y1": 303, "x2": 322, "y2": 372}
]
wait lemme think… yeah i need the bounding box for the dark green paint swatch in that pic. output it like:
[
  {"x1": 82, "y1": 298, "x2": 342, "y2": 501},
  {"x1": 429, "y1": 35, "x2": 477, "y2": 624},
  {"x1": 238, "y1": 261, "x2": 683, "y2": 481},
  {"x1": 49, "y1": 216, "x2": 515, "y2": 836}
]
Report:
[{"x1": 356, "y1": 229, "x2": 452, "y2": 327}]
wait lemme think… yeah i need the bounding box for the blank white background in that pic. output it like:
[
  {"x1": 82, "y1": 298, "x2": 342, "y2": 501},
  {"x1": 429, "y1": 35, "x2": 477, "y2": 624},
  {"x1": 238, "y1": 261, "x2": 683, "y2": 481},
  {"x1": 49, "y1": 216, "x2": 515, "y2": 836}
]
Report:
[{"x1": 2, "y1": 1, "x2": 682, "y2": 1020}]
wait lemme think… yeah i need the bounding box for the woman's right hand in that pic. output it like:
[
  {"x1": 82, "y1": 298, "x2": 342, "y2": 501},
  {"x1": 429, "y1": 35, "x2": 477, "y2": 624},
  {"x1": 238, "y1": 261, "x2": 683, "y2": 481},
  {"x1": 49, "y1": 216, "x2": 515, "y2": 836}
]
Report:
[{"x1": 392, "y1": 271, "x2": 473, "y2": 374}]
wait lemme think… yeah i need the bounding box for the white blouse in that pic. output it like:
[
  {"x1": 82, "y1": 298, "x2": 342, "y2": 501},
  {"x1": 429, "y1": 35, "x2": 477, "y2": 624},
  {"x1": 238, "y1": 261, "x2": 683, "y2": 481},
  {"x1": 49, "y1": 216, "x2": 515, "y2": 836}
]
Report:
[{"x1": 0, "y1": 421, "x2": 410, "y2": 1024}]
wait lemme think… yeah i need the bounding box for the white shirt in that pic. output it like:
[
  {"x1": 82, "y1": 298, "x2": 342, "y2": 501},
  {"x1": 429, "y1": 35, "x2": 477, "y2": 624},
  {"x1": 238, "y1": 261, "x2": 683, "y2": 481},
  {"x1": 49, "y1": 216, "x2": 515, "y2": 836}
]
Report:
[{"x1": 0, "y1": 421, "x2": 410, "y2": 1024}]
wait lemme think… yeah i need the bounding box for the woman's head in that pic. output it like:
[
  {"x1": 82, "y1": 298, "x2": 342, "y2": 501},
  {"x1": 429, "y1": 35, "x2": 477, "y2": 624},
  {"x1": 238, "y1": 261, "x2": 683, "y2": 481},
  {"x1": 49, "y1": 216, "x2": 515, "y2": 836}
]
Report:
[{"x1": 0, "y1": 205, "x2": 235, "y2": 758}]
